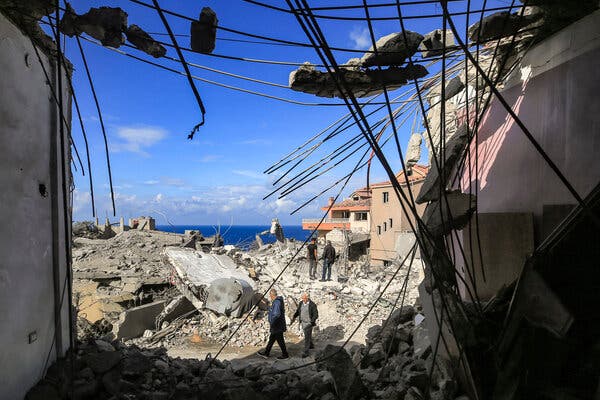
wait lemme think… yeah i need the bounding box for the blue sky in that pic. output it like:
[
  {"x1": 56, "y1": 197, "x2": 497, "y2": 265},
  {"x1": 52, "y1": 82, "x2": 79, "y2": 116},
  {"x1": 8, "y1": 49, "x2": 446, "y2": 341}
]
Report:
[{"x1": 64, "y1": 0, "x2": 494, "y2": 225}]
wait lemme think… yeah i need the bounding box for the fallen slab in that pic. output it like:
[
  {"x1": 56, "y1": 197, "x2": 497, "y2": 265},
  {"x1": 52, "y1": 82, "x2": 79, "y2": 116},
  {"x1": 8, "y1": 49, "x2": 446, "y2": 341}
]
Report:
[
  {"x1": 165, "y1": 247, "x2": 256, "y2": 317},
  {"x1": 113, "y1": 300, "x2": 166, "y2": 340}
]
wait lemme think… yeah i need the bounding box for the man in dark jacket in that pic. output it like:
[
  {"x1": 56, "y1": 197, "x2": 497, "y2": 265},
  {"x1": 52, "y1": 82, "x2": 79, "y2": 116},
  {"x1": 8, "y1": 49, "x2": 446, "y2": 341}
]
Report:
[
  {"x1": 258, "y1": 289, "x2": 289, "y2": 359},
  {"x1": 291, "y1": 292, "x2": 319, "y2": 357},
  {"x1": 321, "y1": 240, "x2": 336, "y2": 281}
]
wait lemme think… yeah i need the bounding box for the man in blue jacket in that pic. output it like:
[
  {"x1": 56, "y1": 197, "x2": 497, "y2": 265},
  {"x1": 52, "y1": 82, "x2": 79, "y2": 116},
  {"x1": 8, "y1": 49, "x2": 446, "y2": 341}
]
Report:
[{"x1": 258, "y1": 289, "x2": 289, "y2": 359}]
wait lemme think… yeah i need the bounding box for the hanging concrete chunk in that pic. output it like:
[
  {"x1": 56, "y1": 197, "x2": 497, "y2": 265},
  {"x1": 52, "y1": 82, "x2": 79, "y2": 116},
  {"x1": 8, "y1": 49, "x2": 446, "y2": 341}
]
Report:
[
  {"x1": 468, "y1": 11, "x2": 542, "y2": 43},
  {"x1": 416, "y1": 124, "x2": 469, "y2": 204},
  {"x1": 421, "y1": 191, "x2": 476, "y2": 237},
  {"x1": 419, "y1": 29, "x2": 454, "y2": 58},
  {"x1": 444, "y1": 76, "x2": 465, "y2": 100},
  {"x1": 360, "y1": 31, "x2": 424, "y2": 67},
  {"x1": 289, "y1": 62, "x2": 428, "y2": 98},
  {"x1": 125, "y1": 24, "x2": 166, "y2": 58},
  {"x1": 60, "y1": 6, "x2": 127, "y2": 48},
  {"x1": 190, "y1": 7, "x2": 217, "y2": 54},
  {"x1": 406, "y1": 133, "x2": 422, "y2": 166}
]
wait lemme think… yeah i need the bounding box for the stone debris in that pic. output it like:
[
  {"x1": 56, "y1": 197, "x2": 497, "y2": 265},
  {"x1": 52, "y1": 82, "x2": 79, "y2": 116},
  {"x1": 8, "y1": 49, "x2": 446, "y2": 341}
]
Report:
[
  {"x1": 28, "y1": 300, "x2": 469, "y2": 400},
  {"x1": 190, "y1": 7, "x2": 217, "y2": 54},
  {"x1": 125, "y1": 24, "x2": 166, "y2": 58},
  {"x1": 360, "y1": 31, "x2": 424, "y2": 67}
]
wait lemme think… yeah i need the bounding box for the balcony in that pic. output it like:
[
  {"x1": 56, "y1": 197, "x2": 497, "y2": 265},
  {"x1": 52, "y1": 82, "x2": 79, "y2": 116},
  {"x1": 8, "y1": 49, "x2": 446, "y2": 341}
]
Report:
[{"x1": 301, "y1": 218, "x2": 350, "y2": 231}]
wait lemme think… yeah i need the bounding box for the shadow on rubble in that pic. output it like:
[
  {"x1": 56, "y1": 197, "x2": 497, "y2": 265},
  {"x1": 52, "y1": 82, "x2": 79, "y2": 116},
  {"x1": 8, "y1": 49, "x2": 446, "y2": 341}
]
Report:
[{"x1": 26, "y1": 305, "x2": 469, "y2": 400}]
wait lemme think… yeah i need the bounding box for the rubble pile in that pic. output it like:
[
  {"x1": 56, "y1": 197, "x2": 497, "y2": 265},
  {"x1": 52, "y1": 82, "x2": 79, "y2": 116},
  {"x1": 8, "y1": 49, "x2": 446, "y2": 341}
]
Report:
[
  {"x1": 71, "y1": 226, "x2": 425, "y2": 355},
  {"x1": 28, "y1": 304, "x2": 467, "y2": 400}
]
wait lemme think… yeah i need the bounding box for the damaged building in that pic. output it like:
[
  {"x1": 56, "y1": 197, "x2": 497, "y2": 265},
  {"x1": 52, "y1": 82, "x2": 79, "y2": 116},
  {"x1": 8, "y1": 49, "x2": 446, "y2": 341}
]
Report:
[{"x1": 1, "y1": 1, "x2": 600, "y2": 400}]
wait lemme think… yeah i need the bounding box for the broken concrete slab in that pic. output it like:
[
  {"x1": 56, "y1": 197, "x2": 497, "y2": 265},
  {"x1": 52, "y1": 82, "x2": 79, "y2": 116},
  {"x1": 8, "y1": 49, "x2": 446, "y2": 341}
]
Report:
[
  {"x1": 113, "y1": 300, "x2": 166, "y2": 340},
  {"x1": 419, "y1": 29, "x2": 454, "y2": 58},
  {"x1": 421, "y1": 191, "x2": 477, "y2": 237},
  {"x1": 417, "y1": 123, "x2": 470, "y2": 204},
  {"x1": 205, "y1": 278, "x2": 255, "y2": 317},
  {"x1": 468, "y1": 11, "x2": 543, "y2": 43},
  {"x1": 156, "y1": 295, "x2": 196, "y2": 327},
  {"x1": 165, "y1": 247, "x2": 256, "y2": 316},
  {"x1": 60, "y1": 6, "x2": 127, "y2": 48},
  {"x1": 289, "y1": 62, "x2": 428, "y2": 98},
  {"x1": 125, "y1": 24, "x2": 166, "y2": 58},
  {"x1": 406, "y1": 133, "x2": 422, "y2": 166},
  {"x1": 360, "y1": 31, "x2": 424, "y2": 67},
  {"x1": 316, "y1": 345, "x2": 368, "y2": 400},
  {"x1": 444, "y1": 76, "x2": 465, "y2": 100},
  {"x1": 190, "y1": 7, "x2": 217, "y2": 54}
]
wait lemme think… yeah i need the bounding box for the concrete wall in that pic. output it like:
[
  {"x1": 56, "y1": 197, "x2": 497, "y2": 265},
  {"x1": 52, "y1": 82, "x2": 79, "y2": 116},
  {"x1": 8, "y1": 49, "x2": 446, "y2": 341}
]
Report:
[
  {"x1": 0, "y1": 14, "x2": 72, "y2": 400},
  {"x1": 460, "y1": 10, "x2": 600, "y2": 245},
  {"x1": 370, "y1": 181, "x2": 426, "y2": 265},
  {"x1": 454, "y1": 213, "x2": 534, "y2": 301}
]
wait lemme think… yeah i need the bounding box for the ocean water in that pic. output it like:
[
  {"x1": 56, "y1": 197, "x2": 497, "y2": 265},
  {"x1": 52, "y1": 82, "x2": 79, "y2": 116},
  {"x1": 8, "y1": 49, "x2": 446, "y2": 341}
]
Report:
[{"x1": 156, "y1": 225, "x2": 310, "y2": 248}]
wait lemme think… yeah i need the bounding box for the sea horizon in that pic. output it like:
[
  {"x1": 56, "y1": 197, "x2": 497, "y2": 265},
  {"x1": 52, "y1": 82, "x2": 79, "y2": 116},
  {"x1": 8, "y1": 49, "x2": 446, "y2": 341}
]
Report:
[{"x1": 156, "y1": 224, "x2": 309, "y2": 247}]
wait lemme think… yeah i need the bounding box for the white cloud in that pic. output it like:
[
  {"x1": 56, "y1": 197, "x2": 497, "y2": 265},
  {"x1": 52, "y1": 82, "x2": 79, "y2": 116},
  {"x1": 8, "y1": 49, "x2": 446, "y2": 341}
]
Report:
[
  {"x1": 349, "y1": 26, "x2": 371, "y2": 50},
  {"x1": 144, "y1": 180, "x2": 159, "y2": 185},
  {"x1": 232, "y1": 170, "x2": 265, "y2": 180},
  {"x1": 199, "y1": 154, "x2": 222, "y2": 163},
  {"x1": 155, "y1": 193, "x2": 163, "y2": 202},
  {"x1": 236, "y1": 139, "x2": 272, "y2": 145},
  {"x1": 73, "y1": 189, "x2": 91, "y2": 214},
  {"x1": 110, "y1": 125, "x2": 167, "y2": 156}
]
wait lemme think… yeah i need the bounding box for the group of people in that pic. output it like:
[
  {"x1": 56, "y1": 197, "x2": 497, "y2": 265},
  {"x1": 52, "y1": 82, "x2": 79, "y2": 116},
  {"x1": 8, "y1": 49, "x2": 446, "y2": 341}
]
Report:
[
  {"x1": 258, "y1": 289, "x2": 319, "y2": 359},
  {"x1": 307, "y1": 238, "x2": 336, "y2": 281},
  {"x1": 257, "y1": 238, "x2": 335, "y2": 359}
]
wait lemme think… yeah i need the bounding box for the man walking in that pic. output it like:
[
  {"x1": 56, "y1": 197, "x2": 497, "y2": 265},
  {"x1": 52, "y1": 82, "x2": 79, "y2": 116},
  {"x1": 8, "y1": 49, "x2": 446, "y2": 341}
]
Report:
[
  {"x1": 258, "y1": 289, "x2": 289, "y2": 359},
  {"x1": 291, "y1": 292, "x2": 318, "y2": 358},
  {"x1": 321, "y1": 240, "x2": 336, "y2": 281},
  {"x1": 307, "y1": 237, "x2": 318, "y2": 280}
]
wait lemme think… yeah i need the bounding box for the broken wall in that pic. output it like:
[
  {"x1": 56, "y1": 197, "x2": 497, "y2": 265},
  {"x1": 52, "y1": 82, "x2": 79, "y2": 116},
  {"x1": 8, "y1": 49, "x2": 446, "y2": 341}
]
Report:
[
  {"x1": 0, "y1": 13, "x2": 72, "y2": 400},
  {"x1": 459, "y1": 10, "x2": 600, "y2": 244}
]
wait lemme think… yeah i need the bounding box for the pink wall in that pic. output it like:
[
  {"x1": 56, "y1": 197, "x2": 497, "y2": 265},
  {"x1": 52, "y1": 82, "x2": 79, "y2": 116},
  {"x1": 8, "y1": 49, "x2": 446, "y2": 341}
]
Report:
[{"x1": 460, "y1": 37, "x2": 600, "y2": 243}]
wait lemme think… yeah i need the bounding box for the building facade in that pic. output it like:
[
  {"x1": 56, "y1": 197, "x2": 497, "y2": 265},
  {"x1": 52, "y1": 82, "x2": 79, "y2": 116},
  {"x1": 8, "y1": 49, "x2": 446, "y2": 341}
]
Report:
[
  {"x1": 302, "y1": 188, "x2": 371, "y2": 239},
  {"x1": 369, "y1": 165, "x2": 429, "y2": 266}
]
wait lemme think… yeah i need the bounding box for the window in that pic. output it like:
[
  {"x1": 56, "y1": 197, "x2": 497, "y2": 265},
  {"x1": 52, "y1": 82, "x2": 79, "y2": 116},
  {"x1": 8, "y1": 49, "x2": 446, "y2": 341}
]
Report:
[
  {"x1": 383, "y1": 222, "x2": 387, "y2": 231},
  {"x1": 354, "y1": 212, "x2": 368, "y2": 221},
  {"x1": 377, "y1": 225, "x2": 381, "y2": 235},
  {"x1": 341, "y1": 211, "x2": 350, "y2": 219},
  {"x1": 352, "y1": 196, "x2": 359, "y2": 201},
  {"x1": 383, "y1": 191, "x2": 389, "y2": 203},
  {"x1": 389, "y1": 218, "x2": 393, "y2": 228}
]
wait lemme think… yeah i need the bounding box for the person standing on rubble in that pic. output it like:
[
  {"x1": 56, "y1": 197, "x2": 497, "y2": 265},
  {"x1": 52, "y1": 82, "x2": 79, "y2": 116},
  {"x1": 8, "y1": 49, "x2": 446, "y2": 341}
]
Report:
[
  {"x1": 307, "y1": 237, "x2": 318, "y2": 280},
  {"x1": 291, "y1": 292, "x2": 318, "y2": 358},
  {"x1": 321, "y1": 240, "x2": 336, "y2": 282},
  {"x1": 258, "y1": 289, "x2": 289, "y2": 359}
]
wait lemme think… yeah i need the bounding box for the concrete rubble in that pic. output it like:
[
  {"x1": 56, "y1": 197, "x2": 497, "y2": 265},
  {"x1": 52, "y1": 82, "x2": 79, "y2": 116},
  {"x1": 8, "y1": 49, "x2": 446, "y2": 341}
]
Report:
[
  {"x1": 360, "y1": 31, "x2": 424, "y2": 67},
  {"x1": 125, "y1": 24, "x2": 166, "y2": 58},
  {"x1": 60, "y1": 5, "x2": 127, "y2": 48},
  {"x1": 28, "y1": 299, "x2": 468, "y2": 400},
  {"x1": 190, "y1": 7, "x2": 218, "y2": 54},
  {"x1": 419, "y1": 29, "x2": 454, "y2": 58},
  {"x1": 289, "y1": 62, "x2": 429, "y2": 98}
]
